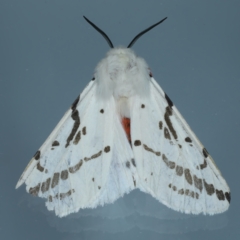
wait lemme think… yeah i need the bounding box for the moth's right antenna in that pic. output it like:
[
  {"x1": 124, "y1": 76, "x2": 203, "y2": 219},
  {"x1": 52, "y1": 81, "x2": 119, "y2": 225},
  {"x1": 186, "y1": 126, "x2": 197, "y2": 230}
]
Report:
[
  {"x1": 83, "y1": 16, "x2": 114, "y2": 48},
  {"x1": 127, "y1": 17, "x2": 167, "y2": 48}
]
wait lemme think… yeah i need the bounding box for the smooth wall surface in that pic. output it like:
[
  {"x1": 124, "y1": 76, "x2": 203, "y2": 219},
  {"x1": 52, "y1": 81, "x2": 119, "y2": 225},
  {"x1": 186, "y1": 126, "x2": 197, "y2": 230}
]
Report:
[{"x1": 1, "y1": 1, "x2": 239, "y2": 239}]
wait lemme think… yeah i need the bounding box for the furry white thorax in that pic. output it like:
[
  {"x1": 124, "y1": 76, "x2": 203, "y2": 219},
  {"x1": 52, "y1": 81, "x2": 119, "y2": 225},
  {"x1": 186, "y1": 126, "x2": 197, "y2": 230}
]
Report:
[{"x1": 94, "y1": 47, "x2": 151, "y2": 117}]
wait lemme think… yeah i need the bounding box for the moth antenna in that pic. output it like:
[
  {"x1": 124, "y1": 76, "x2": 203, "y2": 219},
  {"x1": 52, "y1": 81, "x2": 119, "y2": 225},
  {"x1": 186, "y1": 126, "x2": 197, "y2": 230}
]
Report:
[
  {"x1": 83, "y1": 16, "x2": 114, "y2": 48},
  {"x1": 127, "y1": 17, "x2": 167, "y2": 48}
]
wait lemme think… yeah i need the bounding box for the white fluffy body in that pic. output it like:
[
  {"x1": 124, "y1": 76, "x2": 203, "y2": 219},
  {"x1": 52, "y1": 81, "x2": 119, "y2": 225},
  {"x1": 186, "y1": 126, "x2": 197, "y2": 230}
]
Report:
[{"x1": 16, "y1": 47, "x2": 230, "y2": 217}]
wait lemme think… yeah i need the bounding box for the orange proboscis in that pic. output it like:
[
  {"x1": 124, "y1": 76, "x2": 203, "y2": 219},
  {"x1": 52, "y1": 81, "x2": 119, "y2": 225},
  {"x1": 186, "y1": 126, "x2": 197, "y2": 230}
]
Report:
[{"x1": 121, "y1": 117, "x2": 131, "y2": 144}]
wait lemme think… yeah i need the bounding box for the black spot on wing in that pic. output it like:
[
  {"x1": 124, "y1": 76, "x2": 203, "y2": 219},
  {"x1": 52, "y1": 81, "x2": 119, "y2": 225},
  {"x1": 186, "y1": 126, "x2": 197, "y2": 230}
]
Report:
[
  {"x1": 203, "y1": 179, "x2": 215, "y2": 195},
  {"x1": 141, "y1": 104, "x2": 145, "y2": 108},
  {"x1": 203, "y1": 148, "x2": 209, "y2": 158},
  {"x1": 82, "y1": 127, "x2": 87, "y2": 135},
  {"x1": 185, "y1": 137, "x2": 192, "y2": 143},
  {"x1": 65, "y1": 110, "x2": 80, "y2": 148},
  {"x1": 37, "y1": 162, "x2": 44, "y2": 172},
  {"x1": 29, "y1": 183, "x2": 40, "y2": 196},
  {"x1": 73, "y1": 131, "x2": 81, "y2": 145},
  {"x1": 51, "y1": 173, "x2": 60, "y2": 189},
  {"x1": 71, "y1": 95, "x2": 80, "y2": 112},
  {"x1": 143, "y1": 144, "x2": 161, "y2": 156},
  {"x1": 104, "y1": 146, "x2": 111, "y2": 153},
  {"x1": 100, "y1": 109, "x2": 104, "y2": 113},
  {"x1": 134, "y1": 140, "x2": 141, "y2": 146},
  {"x1": 52, "y1": 141, "x2": 60, "y2": 147},
  {"x1": 69, "y1": 160, "x2": 83, "y2": 173},
  {"x1": 162, "y1": 154, "x2": 175, "y2": 169},
  {"x1": 34, "y1": 150, "x2": 41, "y2": 160},
  {"x1": 176, "y1": 165, "x2": 183, "y2": 176},
  {"x1": 131, "y1": 158, "x2": 136, "y2": 167},
  {"x1": 164, "y1": 127, "x2": 171, "y2": 140},
  {"x1": 164, "y1": 106, "x2": 178, "y2": 140},
  {"x1": 193, "y1": 175, "x2": 203, "y2": 192},
  {"x1": 159, "y1": 121, "x2": 163, "y2": 130},
  {"x1": 216, "y1": 189, "x2": 225, "y2": 201},
  {"x1": 92, "y1": 77, "x2": 95, "y2": 81},
  {"x1": 225, "y1": 192, "x2": 231, "y2": 203},
  {"x1": 200, "y1": 159, "x2": 207, "y2": 169},
  {"x1": 41, "y1": 178, "x2": 51, "y2": 193},
  {"x1": 165, "y1": 93, "x2": 173, "y2": 108},
  {"x1": 61, "y1": 170, "x2": 68, "y2": 180},
  {"x1": 184, "y1": 169, "x2": 193, "y2": 185}
]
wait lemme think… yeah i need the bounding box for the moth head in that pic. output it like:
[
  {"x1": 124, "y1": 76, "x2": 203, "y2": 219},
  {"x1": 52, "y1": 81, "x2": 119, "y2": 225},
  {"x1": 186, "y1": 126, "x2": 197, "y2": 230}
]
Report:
[{"x1": 83, "y1": 16, "x2": 167, "y2": 99}]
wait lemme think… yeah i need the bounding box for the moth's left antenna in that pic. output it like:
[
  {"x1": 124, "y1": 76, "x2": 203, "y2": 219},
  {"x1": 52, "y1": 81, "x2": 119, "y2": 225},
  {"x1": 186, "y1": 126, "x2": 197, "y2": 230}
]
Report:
[{"x1": 83, "y1": 16, "x2": 114, "y2": 48}]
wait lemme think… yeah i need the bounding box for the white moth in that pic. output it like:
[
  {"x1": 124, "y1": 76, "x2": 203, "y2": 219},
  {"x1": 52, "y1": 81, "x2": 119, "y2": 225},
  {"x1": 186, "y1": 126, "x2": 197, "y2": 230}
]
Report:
[{"x1": 16, "y1": 16, "x2": 230, "y2": 217}]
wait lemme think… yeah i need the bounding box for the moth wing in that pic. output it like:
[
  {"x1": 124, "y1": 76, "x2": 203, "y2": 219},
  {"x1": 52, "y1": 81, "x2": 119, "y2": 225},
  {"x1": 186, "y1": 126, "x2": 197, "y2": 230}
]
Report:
[
  {"x1": 16, "y1": 81, "x2": 136, "y2": 217},
  {"x1": 131, "y1": 78, "x2": 230, "y2": 215}
]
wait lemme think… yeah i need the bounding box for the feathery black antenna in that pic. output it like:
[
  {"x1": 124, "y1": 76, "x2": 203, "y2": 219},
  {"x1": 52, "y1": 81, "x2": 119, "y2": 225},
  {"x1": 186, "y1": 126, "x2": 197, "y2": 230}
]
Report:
[
  {"x1": 83, "y1": 16, "x2": 114, "y2": 48},
  {"x1": 127, "y1": 17, "x2": 167, "y2": 48}
]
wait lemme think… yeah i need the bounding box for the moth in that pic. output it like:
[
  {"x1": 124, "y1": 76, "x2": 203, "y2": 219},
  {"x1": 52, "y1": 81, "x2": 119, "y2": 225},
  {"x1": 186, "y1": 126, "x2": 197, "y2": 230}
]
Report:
[{"x1": 16, "y1": 16, "x2": 230, "y2": 217}]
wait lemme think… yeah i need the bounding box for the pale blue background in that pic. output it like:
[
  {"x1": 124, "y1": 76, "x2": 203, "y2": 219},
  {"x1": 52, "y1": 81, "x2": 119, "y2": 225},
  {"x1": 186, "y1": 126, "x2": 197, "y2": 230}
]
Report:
[{"x1": 1, "y1": 0, "x2": 239, "y2": 239}]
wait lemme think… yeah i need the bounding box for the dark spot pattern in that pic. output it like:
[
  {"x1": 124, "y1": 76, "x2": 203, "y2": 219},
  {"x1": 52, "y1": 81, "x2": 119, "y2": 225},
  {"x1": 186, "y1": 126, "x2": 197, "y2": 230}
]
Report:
[
  {"x1": 84, "y1": 150, "x2": 102, "y2": 162},
  {"x1": 98, "y1": 186, "x2": 101, "y2": 189},
  {"x1": 141, "y1": 104, "x2": 145, "y2": 108},
  {"x1": 34, "y1": 150, "x2": 41, "y2": 160},
  {"x1": 100, "y1": 109, "x2": 104, "y2": 113},
  {"x1": 65, "y1": 110, "x2": 80, "y2": 148},
  {"x1": 48, "y1": 196, "x2": 53, "y2": 202},
  {"x1": 151, "y1": 172, "x2": 153, "y2": 176},
  {"x1": 162, "y1": 154, "x2": 175, "y2": 169},
  {"x1": 41, "y1": 178, "x2": 51, "y2": 193},
  {"x1": 165, "y1": 93, "x2": 173, "y2": 108},
  {"x1": 82, "y1": 127, "x2": 86, "y2": 135},
  {"x1": 29, "y1": 183, "x2": 40, "y2": 196},
  {"x1": 52, "y1": 141, "x2": 60, "y2": 147},
  {"x1": 225, "y1": 192, "x2": 231, "y2": 203},
  {"x1": 178, "y1": 189, "x2": 184, "y2": 195},
  {"x1": 184, "y1": 169, "x2": 193, "y2": 185},
  {"x1": 126, "y1": 161, "x2": 130, "y2": 168},
  {"x1": 104, "y1": 146, "x2": 110, "y2": 153},
  {"x1": 204, "y1": 180, "x2": 215, "y2": 195},
  {"x1": 203, "y1": 148, "x2": 209, "y2": 158},
  {"x1": 159, "y1": 121, "x2": 163, "y2": 130},
  {"x1": 92, "y1": 178, "x2": 94, "y2": 182},
  {"x1": 164, "y1": 127, "x2": 171, "y2": 140},
  {"x1": 185, "y1": 137, "x2": 192, "y2": 143},
  {"x1": 73, "y1": 131, "x2": 81, "y2": 145},
  {"x1": 216, "y1": 189, "x2": 225, "y2": 201},
  {"x1": 176, "y1": 165, "x2": 183, "y2": 176},
  {"x1": 51, "y1": 173, "x2": 60, "y2": 189},
  {"x1": 131, "y1": 158, "x2": 136, "y2": 167},
  {"x1": 71, "y1": 95, "x2": 80, "y2": 112},
  {"x1": 59, "y1": 189, "x2": 74, "y2": 200},
  {"x1": 69, "y1": 160, "x2": 83, "y2": 173},
  {"x1": 149, "y1": 72, "x2": 153, "y2": 77},
  {"x1": 172, "y1": 186, "x2": 177, "y2": 191},
  {"x1": 92, "y1": 77, "x2": 95, "y2": 81},
  {"x1": 164, "y1": 106, "x2": 178, "y2": 140},
  {"x1": 200, "y1": 159, "x2": 207, "y2": 169},
  {"x1": 193, "y1": 175, "x2": 203, "y2": 192},
  {"x1": 37, "y1": 162, "x2": 44, "y2": 172},
  {"x1": 132, "y1": 176, "x2": 136, "y2": 187},
  {"x1": 178, "y1": 144, "x2": 182, "y2": 148},
  {"x1": 134, "y1": 140, "x2": 141, "y2": 146},
  {"x1": 61, "y1": 170, "x2": 68, "y2": 180},
  {"x1": 143, "y1": 144, "x2": 161, "y2": 156}
]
